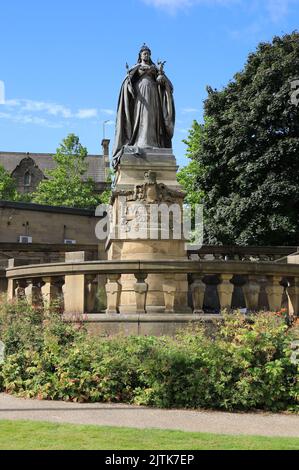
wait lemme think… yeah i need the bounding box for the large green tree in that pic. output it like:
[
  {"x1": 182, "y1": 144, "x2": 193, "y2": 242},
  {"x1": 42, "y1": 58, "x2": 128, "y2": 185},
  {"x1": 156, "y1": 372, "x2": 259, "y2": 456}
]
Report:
[
  {"x1": 33, "y1": 134, "x2": 101, "y2": 209},
  {"x1": 182, "y1": 32, "x2": 299, "y2": 246},
  {"x1": 177, "y1": 120, "x2": 207, "y2": 211},
  {"x1": 0, "y1": 165, "x2": 18, "y2": 201}
]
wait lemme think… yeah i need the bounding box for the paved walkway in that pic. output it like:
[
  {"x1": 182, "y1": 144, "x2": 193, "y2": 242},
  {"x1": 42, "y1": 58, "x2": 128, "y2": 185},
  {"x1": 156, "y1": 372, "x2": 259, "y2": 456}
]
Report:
[{"x1": 0, "y1": 393, "x2": 298, "y2": 437}]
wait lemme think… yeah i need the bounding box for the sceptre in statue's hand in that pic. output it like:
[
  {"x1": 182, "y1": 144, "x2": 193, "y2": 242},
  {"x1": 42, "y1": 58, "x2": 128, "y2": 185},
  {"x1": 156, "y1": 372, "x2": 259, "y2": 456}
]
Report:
[
  {"x1": 157, "y1": 60, "x2": 166, "y2": 74},
  {"x1": 157, "y1": 60, "x2": 167, "y2": 85}
]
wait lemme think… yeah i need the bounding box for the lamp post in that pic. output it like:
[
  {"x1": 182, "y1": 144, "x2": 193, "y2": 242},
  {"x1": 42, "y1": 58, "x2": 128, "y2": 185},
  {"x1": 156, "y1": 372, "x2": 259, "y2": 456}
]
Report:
[{"x1": 103, "y1": 120, "x2": 110, "y2": 140}]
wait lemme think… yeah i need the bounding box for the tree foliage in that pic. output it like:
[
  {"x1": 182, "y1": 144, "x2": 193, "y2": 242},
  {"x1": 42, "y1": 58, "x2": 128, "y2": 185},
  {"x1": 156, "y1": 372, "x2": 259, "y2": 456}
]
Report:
[
  {"x1": 177, "y1": 120, "x2": 206, "y2": 209},
  {"x1": 0, "y1": 165, "x2": 18, "y2": 201},
  {"x1": 33, "y1": 134, "x2": 101, "y2": 209},
  {"x1": 183, "y1": 32, "x2": 299, "y2": 246}
]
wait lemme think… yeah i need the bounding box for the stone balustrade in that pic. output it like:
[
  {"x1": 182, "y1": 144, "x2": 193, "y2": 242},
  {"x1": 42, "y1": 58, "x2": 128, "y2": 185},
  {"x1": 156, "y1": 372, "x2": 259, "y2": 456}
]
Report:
[
  {"x1": 4, "y1": 256, "x2": 299, "y2": 318},
  {"x1": 188, "y1": 245, "x2": 298, "y2": 262},
  {"x1": 2, "y1": 245, "x2": 296, "y2": 270},
  {"x1": 0, "y1": 269, "x2": 7, "y2": 295}
]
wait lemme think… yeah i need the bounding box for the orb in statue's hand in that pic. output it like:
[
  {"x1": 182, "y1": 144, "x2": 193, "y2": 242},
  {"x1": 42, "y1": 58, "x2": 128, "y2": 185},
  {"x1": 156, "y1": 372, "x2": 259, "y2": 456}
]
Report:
[{"x1": 156, "y1": 74, "x2": 165, "y2": 85}]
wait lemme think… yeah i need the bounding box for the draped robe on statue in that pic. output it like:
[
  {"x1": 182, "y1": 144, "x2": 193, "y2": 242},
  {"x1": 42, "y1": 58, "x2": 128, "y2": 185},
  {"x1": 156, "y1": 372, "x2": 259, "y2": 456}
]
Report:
[{"x1": 112, "y1": 64, "x2": 175, "y2": 169}]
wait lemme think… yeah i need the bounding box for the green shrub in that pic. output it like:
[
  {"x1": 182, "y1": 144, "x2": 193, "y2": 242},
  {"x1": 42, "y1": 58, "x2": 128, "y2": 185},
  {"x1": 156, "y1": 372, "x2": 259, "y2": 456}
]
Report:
[
  {"x1": 0, "y1": 299, "x2": 298, "y2": 412},
  {"x1": 0, "y1": 298, "x2": 44, "y2": 355}
]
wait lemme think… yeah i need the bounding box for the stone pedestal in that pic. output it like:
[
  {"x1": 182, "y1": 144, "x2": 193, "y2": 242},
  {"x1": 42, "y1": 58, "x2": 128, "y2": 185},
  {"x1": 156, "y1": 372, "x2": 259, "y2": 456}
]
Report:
[
  {"x1": 106, "y1": 148, "x2": 190, "y2": 314},
  {"x1": 114, "y1": 148, "x2": 181, "y2": 190}
]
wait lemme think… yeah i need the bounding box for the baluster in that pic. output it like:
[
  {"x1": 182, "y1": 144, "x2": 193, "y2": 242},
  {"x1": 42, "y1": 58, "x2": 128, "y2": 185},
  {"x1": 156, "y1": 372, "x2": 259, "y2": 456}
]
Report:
[
  {"x1": 134, "y1": 272, "x2": 148, "y2": 314},
  {"x1": 106, "y1": 274, "x2": 121, "y2": 314},
  {"x1": 265, "y1": 276, "x2": 284, "y2": 312},
  {"x1": 217, "y1": 274, "x2": 234, "y2": 311},
  {"x1": 0, "y1": 276, "x2": 7, "y2": 295},
  {"x1": 64, "y1": 273, "x2": 85, "y2": 315},
  {"x1": 287, "y1": 277, "x2": 299, "y2": 317},
  {"x1": 243, "y1": 276, "x2": 261, "y2": 311},
  {"x1": 190, "y1": 274, "x2": 206, "y2": 314},
  {"x1": 15, "y1": 279, "x2": 27, "y2": 300},
  {"x1": 41, "y1": 276, "x2": 60, "y2": 309},
  {"x1": 163, "y1": 277, "x2": 176, "y2": 313},
  {"x1": 7, "y1": 279, "x2": 15, "y2": 301},
  {"x1": 258, "y1": 276, "x2": 269, "y2": 311},
  {"x1": 25, "y1": 278, "x2": 42, "y2": 307},
  {"x1": 60, "y1": 277, "x2": 66, "y2": 311},
  {"x1": 85, "y1": 274, "x2": 98, "y2": 313}
]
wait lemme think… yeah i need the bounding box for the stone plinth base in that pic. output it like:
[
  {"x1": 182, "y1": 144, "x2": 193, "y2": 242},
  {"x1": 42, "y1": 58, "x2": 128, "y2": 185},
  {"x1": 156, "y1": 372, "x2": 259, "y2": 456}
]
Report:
[
  {"x1": 115, "y1": 148, "x2": 181, "y2": 190},
  {"x1": 106, "y1": 148, "x2": 190, "y2": 314},
  {"x1": 77, "y1": 313, "x2": 222, "y2": 337}
]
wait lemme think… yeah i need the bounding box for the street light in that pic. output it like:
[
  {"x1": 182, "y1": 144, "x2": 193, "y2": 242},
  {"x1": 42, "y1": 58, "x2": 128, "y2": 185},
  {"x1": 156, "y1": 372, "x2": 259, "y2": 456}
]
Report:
[{"x1": 103, "y1": 120, "x2": 110, "y2": 139}]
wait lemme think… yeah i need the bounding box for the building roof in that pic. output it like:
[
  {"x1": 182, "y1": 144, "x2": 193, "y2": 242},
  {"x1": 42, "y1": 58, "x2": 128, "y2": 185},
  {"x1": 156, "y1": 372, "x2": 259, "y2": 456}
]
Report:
[
  {"x1": 0, "y1": 199, "x2": 98, "y2": 216},
  {"x1": 0, "y1": 151, "x2": 106, "y2": 183}
]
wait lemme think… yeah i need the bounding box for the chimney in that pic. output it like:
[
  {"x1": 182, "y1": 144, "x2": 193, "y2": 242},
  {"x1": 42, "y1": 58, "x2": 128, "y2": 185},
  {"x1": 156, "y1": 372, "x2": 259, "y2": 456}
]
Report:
[{"x1": 101, "y1": 139, "x2": 110, "y2": 181}]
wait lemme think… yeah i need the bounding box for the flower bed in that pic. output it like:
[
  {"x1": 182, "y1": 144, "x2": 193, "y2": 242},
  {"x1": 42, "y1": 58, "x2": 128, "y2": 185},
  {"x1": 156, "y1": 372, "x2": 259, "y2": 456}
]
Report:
[{"x1": 0, "y1": 298, "x2": 298, "y2": 412}]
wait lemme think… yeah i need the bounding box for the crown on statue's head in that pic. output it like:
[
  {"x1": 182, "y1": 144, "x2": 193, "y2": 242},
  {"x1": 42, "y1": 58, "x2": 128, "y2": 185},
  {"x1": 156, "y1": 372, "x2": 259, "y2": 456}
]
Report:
[{"x1": 140, "y1": 43, "x2": 151, "y2": 55}]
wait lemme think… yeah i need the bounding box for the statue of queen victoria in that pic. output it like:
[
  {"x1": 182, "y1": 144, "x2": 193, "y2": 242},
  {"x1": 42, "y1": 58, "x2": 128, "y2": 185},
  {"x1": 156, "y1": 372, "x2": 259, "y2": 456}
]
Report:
[{"x1": 112, "y1": 44, "x2": 175, "y2": 169}]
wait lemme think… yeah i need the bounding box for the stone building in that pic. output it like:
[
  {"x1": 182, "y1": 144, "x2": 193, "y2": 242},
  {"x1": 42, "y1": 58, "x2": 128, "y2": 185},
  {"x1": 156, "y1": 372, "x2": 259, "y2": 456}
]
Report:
[
  {"x1": 0, "y1": 200, "x2": 105, "y2": 269},
  {"x1": 0, "y1": 139, "x2": 111, "y2": 195}
]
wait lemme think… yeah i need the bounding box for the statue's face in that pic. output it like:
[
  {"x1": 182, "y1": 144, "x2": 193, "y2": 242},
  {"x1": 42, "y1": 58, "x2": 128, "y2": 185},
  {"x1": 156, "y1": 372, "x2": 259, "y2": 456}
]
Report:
[{"x1": 141, "y1": 50, "x2": 150, "y2": 63}]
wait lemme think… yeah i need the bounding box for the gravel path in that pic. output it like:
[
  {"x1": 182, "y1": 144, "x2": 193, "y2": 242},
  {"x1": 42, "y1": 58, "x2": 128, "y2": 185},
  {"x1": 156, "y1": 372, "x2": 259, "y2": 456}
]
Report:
[{"x1": 0, "y1": 393, "x2": 298, "y2": 437}]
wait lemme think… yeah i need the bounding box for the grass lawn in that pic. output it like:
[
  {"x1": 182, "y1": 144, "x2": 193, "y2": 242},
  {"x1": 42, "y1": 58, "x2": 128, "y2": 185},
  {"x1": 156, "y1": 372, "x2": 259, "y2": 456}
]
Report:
[{"x1": 0, "y1": 420, "x2": 298, "y2": 450}]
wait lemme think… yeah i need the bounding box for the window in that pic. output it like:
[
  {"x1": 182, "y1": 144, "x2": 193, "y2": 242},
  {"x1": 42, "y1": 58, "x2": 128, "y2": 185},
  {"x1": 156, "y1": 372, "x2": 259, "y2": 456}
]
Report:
[{"x1": 24, "y1": 171, "x2": 31, "y2": 187}]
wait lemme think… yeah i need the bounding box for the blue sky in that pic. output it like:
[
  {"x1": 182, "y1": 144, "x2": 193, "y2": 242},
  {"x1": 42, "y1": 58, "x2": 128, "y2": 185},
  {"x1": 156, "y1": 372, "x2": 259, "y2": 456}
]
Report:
[{"x1": 0, "y1": 0, "x2": 298, "y2": 167}]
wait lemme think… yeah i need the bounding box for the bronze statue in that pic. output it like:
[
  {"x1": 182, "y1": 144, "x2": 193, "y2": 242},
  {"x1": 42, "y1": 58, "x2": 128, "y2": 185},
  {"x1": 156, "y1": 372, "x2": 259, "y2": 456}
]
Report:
[{"x1": 112, "y1": 44, "x2": 175, "y2": 169}]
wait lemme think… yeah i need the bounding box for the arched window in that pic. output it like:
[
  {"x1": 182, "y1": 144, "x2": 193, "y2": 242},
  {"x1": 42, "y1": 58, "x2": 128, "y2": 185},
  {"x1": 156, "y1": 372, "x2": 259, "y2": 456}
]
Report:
[{"x1": 24, "y1": 171, "x2": 31, "y2": 187}]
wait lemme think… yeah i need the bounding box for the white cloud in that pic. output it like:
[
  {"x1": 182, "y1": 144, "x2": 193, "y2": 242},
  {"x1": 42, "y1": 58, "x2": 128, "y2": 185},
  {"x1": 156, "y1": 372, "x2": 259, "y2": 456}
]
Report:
[
  {"x1": 0, "y1": 112, "x2": 11, "y2": 119},
  {"x1": 143, "y1": 0, "x2": 192, "y2": 8},
  {"x1": 182, "y1": 107, "x2": 199, "y2": 114},
  {"x1": 4, "y1": 98, "x2": 72, "y2": 118},
  {"x1": 101, "y1": 108, "x2": 115, "y2": 116},
  {"x1": 5, "y1": 99, "x2": 20, "y2": 107},
  {"x1": 142, "y1": 0, "x2": 239, "y2": 12},
  {"x1": 0, "y1": 98, "x2": 104, "y2": 128},
  {"x1": 142, "y1": 0, "x2": 297, "y2": 21},
  {"x1": 76, "y1": 108, "x2": 98, "y2": 119},
  {"x1": 265, "y1": 0, "x2": 294, "y2": 22},
  {"x1": 22, "y1": 100, "x2": 72, "y2": 118},
  {"x1": 0, "y1": 111, "x2": 63, "y2": 128},
  {"x1": 228, "y1": 0, "x2": 297, "y2": 39},
  {"x1": 0, "y1": 81, "x2": 5, "y2": 104}
]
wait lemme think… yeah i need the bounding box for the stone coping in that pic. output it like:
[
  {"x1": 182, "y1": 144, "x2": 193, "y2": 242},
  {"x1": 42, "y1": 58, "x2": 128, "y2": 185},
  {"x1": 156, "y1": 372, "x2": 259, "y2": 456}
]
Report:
[
  {"x1": 64, "y1": 313, "x2": 222, "y2": 323},
  {"x1": 188, "y1": 245, "x2": 298, "y2": 256},
  {"x1": 1, "y1": 242, "x2": 295, "y2": 256},
  {"x1": 6, "y1": 259, "x2": 299, "y2": 280},
  {"x1": 0, "y1": 243, "x2": 98, "y2": 252}
]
